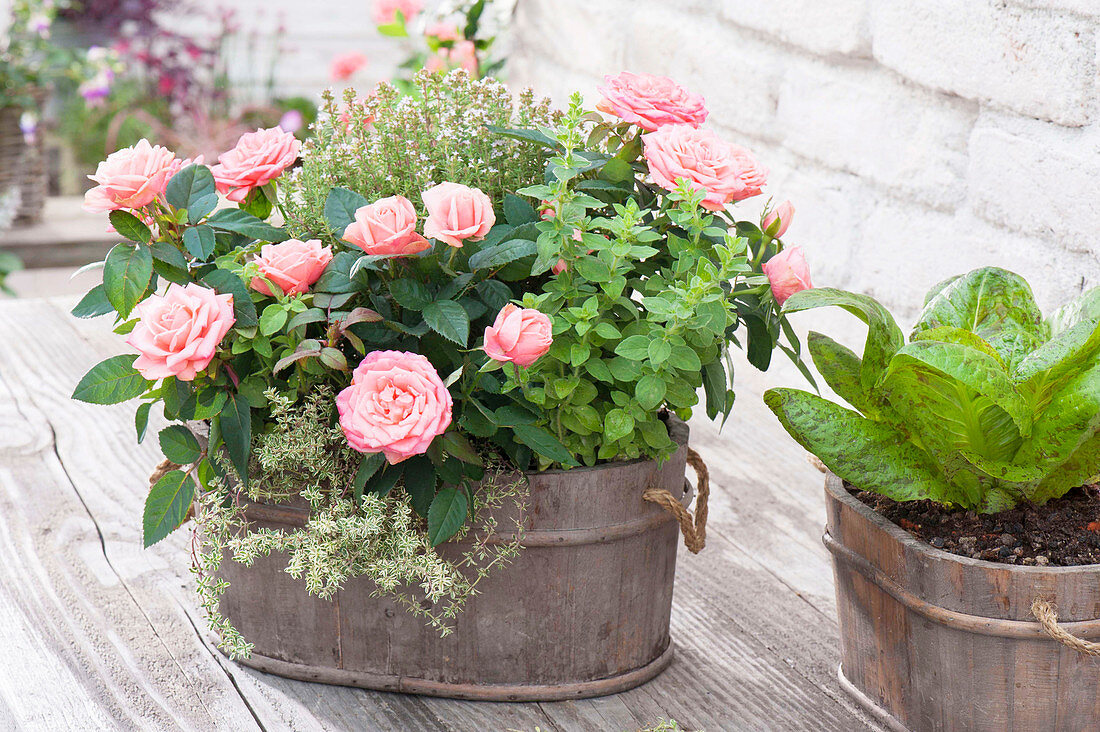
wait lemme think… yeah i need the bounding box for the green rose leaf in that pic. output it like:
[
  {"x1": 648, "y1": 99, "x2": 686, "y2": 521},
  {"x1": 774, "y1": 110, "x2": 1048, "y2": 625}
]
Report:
[
  {"x1": 324, "y1": 187, "x2": 368, "y2": 237},
  {"x1": 468, "y1": 239, "x2": 537, "y2": 271},
  {"x1": 503, "y1": 193, "x2": 537, "y2": 226},
  {"x1": 423, "y1": 299, "x2": 470, "y2": 346},
  {"x1": 158, "y1": 425, "x2": 202, "y2": 465},
  {"x1": 135, "y1": 401, "x2": 152, "y2": 443},
  {"x1": 166, "y1": 164, "x2": 218, "y2": 223},
  {"x1": 207, "y1": 209, "x2": 288, "y2": 242},
  {"x1": 402, "y1": 456, "x2": 437, "y2": 517},
  {"x1": 389, "y1": 278, "x2": 433, "y2": 310},
  {"x1": 72, "y1": 354, "x2": 149, "y2": 404},
  {"x1": 201, "y1": 269, "x2": 258, "y2": 328},
  {"x1": 108, "y1": 210, "x2": 151, "y2": 244},
  {"x1": 427, "y1": 486, "x2": 468, "y2": 546},
  {"x1": 218, "y1": 392, "x2": 252, "y2": 488},
  {"x1": 183, "y1": 225, "x2": 217, "y2": 261},
  {"x1": 143, "y1": 469, "x2": 195, "y2": 548},
  {"x1": 71, "y1": 284, "x2": 114, "y2": 319},
  {"x1": 352, "y1": 452, "x2": 386, "y2": 502},
  {"x1": 512, "y1": 424, "x2": 578, "y2": 466},
  {"x1": 103, "y1": 242, "x2": 153, "y2": 318}
]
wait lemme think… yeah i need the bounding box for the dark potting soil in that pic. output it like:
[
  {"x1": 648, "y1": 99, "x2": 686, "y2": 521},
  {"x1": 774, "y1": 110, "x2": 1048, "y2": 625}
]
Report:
[{"x1": 849, "y1": 484, "x2": 1100, "y2": 566}]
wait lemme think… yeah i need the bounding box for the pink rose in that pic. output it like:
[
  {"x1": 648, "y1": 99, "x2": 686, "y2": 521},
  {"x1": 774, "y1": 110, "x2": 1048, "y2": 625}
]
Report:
[
  {"x1": 372, "y1": 0, "x2": 422, "y2": 25},
  {"x1": 421, "y1": 182, "x2": 495, "y2": 248},
  {"x1": 763, "y1": 200, "x2": 795, "y2": 238},
  {"x1": 343, "y1": 195, "x2": 431, "y2": 256},
  {"x1": 483, "y1": 304, "x2": 553, "y2": 368},
  {"x1": 643, "y1": 125, "x2": 768, "y2": 211},
  {"x1": 763, "y1": 246, "x2": 813, "y2": 306},
  {"x1": 425, "y1": 40, "x2": 478, "y2": 74},
  {"x1": 250, "y1": 238, "x2": 333, "y2": 296},
  {"x1": 211, "y1": 127, "x2": 301, "y2": 203},
  {"x1": 330, "y1": 51, "x2": 367, "y2": 81},
  {"x1": 337, "y1": 350, "x2": 453, "y2": 464},
  {"x1": 425, "y1": 22, "x2": 460, "y2": 42},
  {"x1": 596, "y1": 72, "x2": 708, "y2": 131},
  {"x1": 82, "y1": 139, "x2": 185, "y2": 213},
  {"x1": 126, "y1": 282, "x2": 235, "y2": 381}
]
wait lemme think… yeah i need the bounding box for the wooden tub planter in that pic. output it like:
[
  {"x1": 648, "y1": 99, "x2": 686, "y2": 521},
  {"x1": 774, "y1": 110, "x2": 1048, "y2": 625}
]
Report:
[
  {"x1": 215, "y1": 419, "x2": 702, "y2": 702},
  {"x1": 824, "y1": 472, "x2": 1100, "y2": 732}
]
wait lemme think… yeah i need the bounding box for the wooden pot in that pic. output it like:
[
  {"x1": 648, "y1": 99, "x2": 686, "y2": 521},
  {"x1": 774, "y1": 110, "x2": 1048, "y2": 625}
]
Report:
[
  {"x1": 214, "y1": 419, "x2": 692, "y2": 701},
  {"x1": 824, "y1": 472, "x2": 1100, "y2": 731}
]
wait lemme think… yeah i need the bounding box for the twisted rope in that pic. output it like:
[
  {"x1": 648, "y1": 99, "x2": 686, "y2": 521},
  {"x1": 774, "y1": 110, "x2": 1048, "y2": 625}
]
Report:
[
  {"x1": 1032, "y1": 599, "x2": 1100, "y2": 657},
  {"x1": 643, "y1": 447, "x2": 709, "y2": 554}
]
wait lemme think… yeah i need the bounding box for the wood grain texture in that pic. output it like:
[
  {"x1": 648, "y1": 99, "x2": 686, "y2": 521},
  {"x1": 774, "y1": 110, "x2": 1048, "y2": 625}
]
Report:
[
  {"x1": 0, "y1": 297, "x2": 882, "y2": 731},
  {"x1": 826, "y1": 472, "x2": 1100, "y2": 732}
]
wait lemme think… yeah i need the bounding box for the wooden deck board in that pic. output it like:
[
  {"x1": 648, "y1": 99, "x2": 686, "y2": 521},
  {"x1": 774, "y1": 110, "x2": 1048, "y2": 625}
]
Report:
[{"x1": 0, "y1": 297, "x2": 880, "y2": 731}]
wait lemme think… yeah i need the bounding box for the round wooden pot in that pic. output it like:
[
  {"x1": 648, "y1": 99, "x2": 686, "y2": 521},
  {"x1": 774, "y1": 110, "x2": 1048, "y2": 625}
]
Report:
[
  {"x1": 214, "y1": 419, "x2": 691, "y2": 701},
  {"x1": 824, "y1": 472, "x2": 1100, "y2": 732}
]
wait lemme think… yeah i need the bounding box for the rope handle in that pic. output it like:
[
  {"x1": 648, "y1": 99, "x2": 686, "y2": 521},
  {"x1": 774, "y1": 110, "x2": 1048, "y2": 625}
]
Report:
[
  {"x1": 643, "y1": 446, "x2": 710, "y2": 554},
  {"x1": 1032, "y1": 599, "x2": 1100, "y2": 657}
]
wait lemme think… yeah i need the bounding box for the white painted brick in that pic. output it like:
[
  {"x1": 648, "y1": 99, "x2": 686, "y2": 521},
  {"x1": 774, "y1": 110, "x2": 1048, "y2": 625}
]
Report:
[
  {"x1": 850, "y1": 201, "x2": 1100, "y2": 319},
  {"x1": 1008, "y1": 0, "x2": 1100, "y2": 18},
  {"x1": 752, "y1": 150, "x2": 876, "y2": 292},
  {"x1": 720, "y1": 0, "x2": 871, "y2": 57},
  {"x1": 511, "y1": 0, "x2": 632, "y2": 78},
  {"x1": 623, "y1": 7, "x2": 785, "y2": 143},
  {"x1": 506, "y1": 56, "x2": 602, "y2": 109},
  {"x1": 967, "y1": 113, "x2": 1100, "y2": 256},
  {"x1": 775, "y1": 60, "x2": 976, "y2": 210},
  {"x1": 870, "y1": 0, "x2": 1096, "y2": 126}
]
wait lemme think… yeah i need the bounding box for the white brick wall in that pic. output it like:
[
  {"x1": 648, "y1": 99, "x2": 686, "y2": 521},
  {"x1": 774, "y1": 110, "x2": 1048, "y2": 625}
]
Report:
[{"x1": 508, "y1": 0, "x2": 1100, "y2": 325}]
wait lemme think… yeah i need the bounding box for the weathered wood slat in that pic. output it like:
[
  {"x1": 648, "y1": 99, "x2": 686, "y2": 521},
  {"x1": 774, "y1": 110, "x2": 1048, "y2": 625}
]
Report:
[{"x1": 0, "y1": 297, "x2": 880, "y2": 731}]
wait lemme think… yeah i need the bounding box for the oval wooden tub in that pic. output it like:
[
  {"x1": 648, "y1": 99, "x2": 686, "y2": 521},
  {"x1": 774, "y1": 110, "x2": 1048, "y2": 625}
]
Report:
[
  {"x1": 214, "y1": 419, "x2": 692, "y2": 701},
  {"x1": 824, "y1": 472, "x2": 1100, "y2": 732}
]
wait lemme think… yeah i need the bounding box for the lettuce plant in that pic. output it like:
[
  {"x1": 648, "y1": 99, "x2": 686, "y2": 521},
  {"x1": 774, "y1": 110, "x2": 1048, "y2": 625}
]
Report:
[{"x1": 765, "y1": 267, "x2": 1100, "y2": 512}]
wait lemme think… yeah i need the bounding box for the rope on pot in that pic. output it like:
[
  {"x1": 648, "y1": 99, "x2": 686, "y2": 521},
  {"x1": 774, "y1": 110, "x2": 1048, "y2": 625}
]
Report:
[
  {"x1": 1032, "y1": 599, "x2": 1100, "y2": 657},
  {"x1": 643, "y1": 447, "x2": 709, "y2": 554},
  {"x1": 148, "y1": 459, "x2": 180, "y2": 487}
]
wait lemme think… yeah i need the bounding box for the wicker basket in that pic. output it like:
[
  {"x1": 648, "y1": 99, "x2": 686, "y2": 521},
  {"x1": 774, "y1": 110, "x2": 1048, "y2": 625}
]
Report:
[{"x1": 0, "y1": 102, "x2": 48, "y2": 225}]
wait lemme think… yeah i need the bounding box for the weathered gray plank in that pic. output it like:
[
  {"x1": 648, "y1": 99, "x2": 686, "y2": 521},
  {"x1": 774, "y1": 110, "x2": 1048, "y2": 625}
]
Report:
[
  {"x1": 0, "y1": 296, "x2": 878, "y2": 731},
  {"x1": 0, "y1": 318, "x2": 263, "y2": 730}
]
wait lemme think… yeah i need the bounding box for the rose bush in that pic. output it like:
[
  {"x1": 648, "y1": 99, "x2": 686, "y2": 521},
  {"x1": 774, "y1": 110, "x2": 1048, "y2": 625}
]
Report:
[{"x1": 71, "y1": 70, "x2": 814, "y2": 654}]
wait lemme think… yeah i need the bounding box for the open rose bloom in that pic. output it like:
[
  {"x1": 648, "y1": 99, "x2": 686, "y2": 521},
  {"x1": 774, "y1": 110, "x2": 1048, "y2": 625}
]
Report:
[
  {"x1": 337, "y1": 351, "x2": 453, "y2": 464},
  {"x1": 251, "y1": 239, "x2": 333, "y2": 296},
  {"x1": 211, "y1": 127, "x2": 301, "y2": 202},
  {"x1": 422, "y1": 182, "x2": 495, "y2": 247},
  {"x1": 643, "y1": 125, "x2": 768, "y2": 211},
  {"x1": 127, "y1": 283, "x2": 235, "y2": 381},
  {"x1": 82, "y1": 139, "x2": 186, "y2": 213},
  {"x1": 343, "y1": 196, "x2": 430, "y2": 256},
  {"x1": 597, "y1": 72, "x2": 708, "y2": 131}
]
